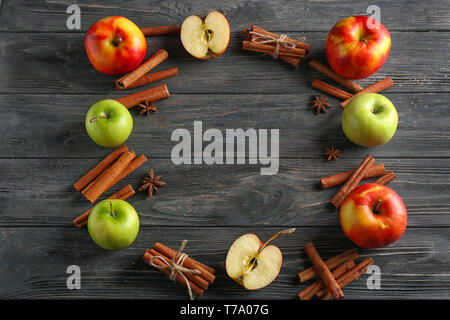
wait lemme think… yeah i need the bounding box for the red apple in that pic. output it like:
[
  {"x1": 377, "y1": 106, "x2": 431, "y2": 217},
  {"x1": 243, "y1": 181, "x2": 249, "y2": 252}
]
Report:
[
  {"x1": 85, "y1": 16, "x2": 147, "y2": 75},
  {"x1": 340, "y1": 183, "x2": 407, "y2": 248},
  {"x1": 325, "y1": 16, "x2": 391, "y2": 79}
]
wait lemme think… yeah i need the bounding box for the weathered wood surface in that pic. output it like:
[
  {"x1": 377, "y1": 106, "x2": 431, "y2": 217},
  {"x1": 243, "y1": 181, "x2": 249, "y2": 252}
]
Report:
[
  {"x1": 1, "y1": 0, "x2": 449, "y2": 32},
  {"x1": 0, "y1": 0, "x2": 449, "y2": 300},
  {"x1": 1, "y1": 227, "x2": 450, "y2": 299},
  {"x1": 0, "y1": 32, "x2": 449, "y2": 94},
  {"x1": 0, "y1": 93, "x2": 449, "y2": 159},
  {"x1": 0, "y1": 158, "x2": 449, "y2": 228}
]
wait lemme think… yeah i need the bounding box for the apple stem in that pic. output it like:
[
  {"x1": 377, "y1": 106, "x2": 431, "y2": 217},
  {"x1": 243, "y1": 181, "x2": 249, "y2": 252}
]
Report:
[
  {"x1": 90, "y1": 114, "x2": 110, "y2": 123},
  {"x1": 374, "y1": 199, "x2": 382, "y2": 213},
  {"x1": 257, "y1": 228, "x2": 296, "y2": 255},
  {"x1": 109, "y1": 201, "x2": 115, "y2": 218},
  {"x1": 244, "y1": 228, "x2": 296, "y2": 274},
  {"x1": 112, "y1": 36, "x2": 123, "y2": 47}
]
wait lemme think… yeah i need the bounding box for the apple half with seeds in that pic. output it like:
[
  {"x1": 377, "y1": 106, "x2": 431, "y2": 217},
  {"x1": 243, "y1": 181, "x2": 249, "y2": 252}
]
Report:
[
  {"x1": 225, "y1": 228, "x2": 295, "y2": 290},
  {"x1": 180, "y1": 10, "x2": 230, "y2": 59}
]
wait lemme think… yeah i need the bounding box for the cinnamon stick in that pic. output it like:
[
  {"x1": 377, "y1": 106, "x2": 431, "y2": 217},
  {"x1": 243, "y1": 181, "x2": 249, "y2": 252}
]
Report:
[
  {"x1": 317, "y1": 257, "x2": 374, "y2": 299},
  {"x1": 308, "y1": 59, "x2": 363, "y2": 93},
  {"x1": 242, "y1": 40, "x2": 306, "y2": 58},
  {"x1": 141, "y1": 25, "x2": 181, "y2": 36},
  {"x1": 81, "y1": 153, "x2": 146, "y2": 199},
  {"x1": 275, "y1": 55, "x2": 301, "y2": 67},
  {"x1": 153, "y1": 242, "x2": 216, "y2": 283},
  {"x1": 375, "y1": 171, "x2": 396, "y2": 185},
  {"x1": 148, "y1": 248, "x2": 209, "y2": 290},
  {"x1": 73, "y1": 144, "x2": 128, "y2": 192},
  {"x1": 73, "y1": 184, "x2": 135, "y2": 228},
  {"x1": 320, "y1": 163, "x2": 386, "y2": 189},
  {"x1": 304, "y1": 242, "x2": 344, "y2": 300},
  {"x1": 298, "y1": 259, "x2": 355, "y2": 300},
  {"x1": 106, "y1": 154, "x2": 148, "y2": 190},
  {"x1": 242, "y1": 26, "x2": 311, "y2": 66},
  {"x1": 82, "y1": 151, "x2": 136, "y2": 203},
  {"x1": 340, "y1": 77, "x2": 394, "y2": 108},
  {"x1": 116, "y1": 49, "x2": 169, "y2": 90},
  {"x1": 298, "y1": 248, "x2": 358, "y2": 283},
  {"x1": 115, "y1": 84, "x2": 170, "y2": 109},
  {"x1": 119, "y1": 67, "x2": 178, "y2": 90},
  {"x1": 143, "y1": 249, "x2": 204, "y2": 297},
  {"x1": 251, "y1": 25, "x2": 312, "y2": 54},
  {"x1": 312, "y1": 79, "x2": 353, "y2": 100},
  {"x1": 81, "y1": 150, "x2": 136, "y2": 196},
  {"x1": 154, "y1": 242, "x2": 216, "y2": 275},
  {"x1": 242, "y1": 27, "x2": 300, "y2": 66},
  {"x1": 330, "y1": 155, "x2": 376, "y2": 208}
]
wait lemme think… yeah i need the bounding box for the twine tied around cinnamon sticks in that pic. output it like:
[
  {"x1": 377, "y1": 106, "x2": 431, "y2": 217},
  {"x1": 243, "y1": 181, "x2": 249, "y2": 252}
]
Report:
[
  {"x1": 248, "y1": 30, "x2": 306, "y2": 59},
  {"x1": 147, "y1": 239, "x2": 202, "y2": 300}
]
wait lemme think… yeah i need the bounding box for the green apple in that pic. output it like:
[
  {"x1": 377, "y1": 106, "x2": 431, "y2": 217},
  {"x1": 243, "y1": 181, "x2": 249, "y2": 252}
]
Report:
[
  {"x1": 88, "y1": 199, "x2": 139, "y2": 251},
  {"x1": 85, "y1": 99, "x2": 133, "y2": 147},
  {"x1": 342, "y1": 93, "x2": 398, "y2": 147}
]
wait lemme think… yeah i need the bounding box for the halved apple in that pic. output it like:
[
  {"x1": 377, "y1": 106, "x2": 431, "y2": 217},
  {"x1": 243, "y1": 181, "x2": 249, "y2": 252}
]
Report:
[
  {"x1": 225, "y1": 229, "x2": 295, "y2": 290},
  {"x1": 180, "y1": 10, "x2": 230, "y2": 59}
]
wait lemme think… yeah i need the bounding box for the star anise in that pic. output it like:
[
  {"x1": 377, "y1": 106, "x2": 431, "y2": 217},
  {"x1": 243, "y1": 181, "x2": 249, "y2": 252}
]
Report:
[
  {"x1": 138, "y1": 100, "x2": 158, "y2": 116},
  {"x1": 309, "y1": 94, "x2": 331, "y2": 114},
  {"x1": 138, "y1": 168, "x2": 166, "y2": 198},
  {"x1": 324, "y1": 145, "x2": 342, "y2": 161}
]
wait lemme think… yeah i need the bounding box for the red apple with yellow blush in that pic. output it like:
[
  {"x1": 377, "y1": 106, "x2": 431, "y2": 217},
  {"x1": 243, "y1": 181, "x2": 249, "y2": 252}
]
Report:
[
  {"x1": 340, "y1": 183, "x2": 407, "y2": 248},
  {"x1": 85, "y1": 16, "x2": 147, "y2": 75},
  {"x1": 326, "y1": 16, "x2": 391, "y2": 79}
]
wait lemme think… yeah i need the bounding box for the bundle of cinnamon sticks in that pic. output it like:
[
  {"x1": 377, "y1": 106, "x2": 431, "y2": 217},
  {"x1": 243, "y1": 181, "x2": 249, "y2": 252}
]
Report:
[
  {"x1": 73, "y1": 144, "x2": 147, "y2": 204},
  {"x1": 308, "y1": 59, "x2": 394, "y2": 108},
  {"x1": 298, "y1": 243, "x2": 374, "y2": 300},
  {"x1": 143, "y1": 242, "x2": 216, "y2": 298},
  {"x1": 242, "y1": 25, "x2": 312, "y2": 67},
  {"x1": 319, "y1": 155, "x2": 396, "y2": 208}
]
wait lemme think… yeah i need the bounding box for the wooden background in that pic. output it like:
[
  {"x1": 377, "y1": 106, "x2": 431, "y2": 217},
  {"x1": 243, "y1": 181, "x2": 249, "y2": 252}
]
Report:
[{"x1": 0, "y1": 0, "x2": 449, "y2": 300}]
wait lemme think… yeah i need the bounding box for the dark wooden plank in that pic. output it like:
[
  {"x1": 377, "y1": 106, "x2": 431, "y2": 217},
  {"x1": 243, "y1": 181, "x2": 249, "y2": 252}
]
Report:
[
  {"x1": 0, "y1": 93, "x2": 448, "y2": 159},
  {"x1": 1, "y1": 0, "x2": 449, "y2": 32},
  {"x1": 0, "y1": 31, "x2": 449, "y2": 94},
  {"x1": 0, "y1": 0, "x2": 449, "y2": 302},
  {"x1": 0, "y1": 226, "x2": 448, "y2": 299},
  {"x1": 0, "y1": 158, "x2": 448, "y2": 227}
]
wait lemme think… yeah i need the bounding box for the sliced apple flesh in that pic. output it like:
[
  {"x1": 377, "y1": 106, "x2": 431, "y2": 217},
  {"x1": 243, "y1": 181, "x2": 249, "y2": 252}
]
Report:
[
  {"x1": 226, "y1": 233, "x2": 283, "y2": 290},
  {"x1": 180, "y1": 10, "x2": 230, "y2": 59}
]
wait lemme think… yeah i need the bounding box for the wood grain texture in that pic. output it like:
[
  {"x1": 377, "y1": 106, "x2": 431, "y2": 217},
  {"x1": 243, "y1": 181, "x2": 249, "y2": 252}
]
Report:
[
  {"x1": 1, "y1": 0, "x2": 449, "y2": 32},
  {"x1": 1, "y1": 226, "x2": 449, "y2": 300},
  {"x1": 0, "y1": 31, "x2": 449, "y2": 94},
  {"x1": 0, "y1": 93, "x2": 449, "y2": 159},
  {"x1": 0, "y1": 158, "x2": 448, "y2": 227},
  {"x1": 0, "y1": 0, "x2": 449, "y2": 300}
]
